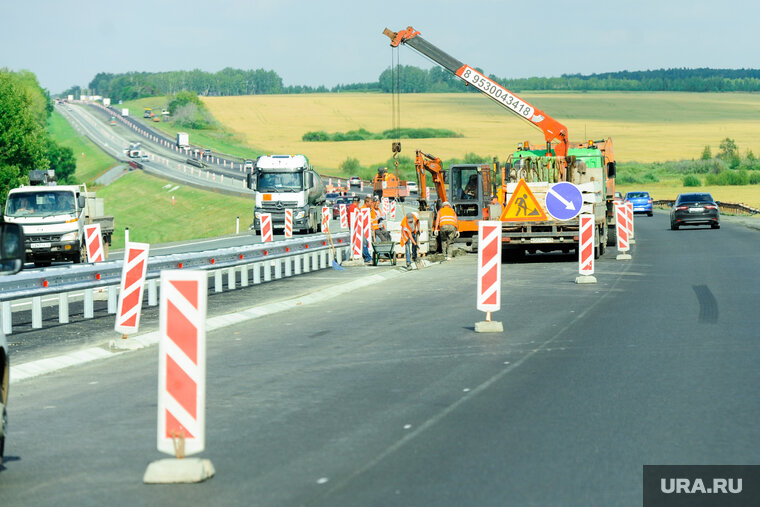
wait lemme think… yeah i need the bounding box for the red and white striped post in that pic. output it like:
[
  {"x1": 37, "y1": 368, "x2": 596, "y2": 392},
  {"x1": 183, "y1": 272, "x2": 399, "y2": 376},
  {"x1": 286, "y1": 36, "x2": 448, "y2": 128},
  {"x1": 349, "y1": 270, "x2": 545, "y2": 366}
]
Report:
[
  {"x1": 626, "y1": 201, "x2": 635, "y2": 243},
  {"x1": 426, "y1": 187, "x2": 431, "y2": 202},
  {"x1": 575, "y1": 214, "x2": 597, "y2": 284},
  {"x1": 390, "y1": 200, "x2": 397, "y2": 219},
  {"x1": 382, "y1": 197, "x2": 389, "y2": 217},
  {"x1": 260, "y1": 213, "x2": 273, "y2": 243},
  {"x1": 284, "y1": 209, "x2": 293, "y2": 238},
  {"x1": 475, "y1": 221, "x2": 503, "y2": 332},
  {"x1": 114, "y1": 242, "x2": 150, "y2": 337},
  {"x1": 321, "y1": 206, "x2": 330, "y2": 233},
  {"x1": 144, "y1": 270, "x2": 214, "y2": 483},
  {"x1": 84, "y1": 223, "x2": 105, "y2": 263},
  {"x1": 339, "y1": 204, "x2": 348, "y2": 229},
  {"x1": 615, "y1": 203, "x2": 631, "y2": 260},
  {"x1": 350, "y1": 210, "x2": 362, "y2": 259},
  {"x1": 361, "y1": 207, "x2": 372, "y2": 254}
]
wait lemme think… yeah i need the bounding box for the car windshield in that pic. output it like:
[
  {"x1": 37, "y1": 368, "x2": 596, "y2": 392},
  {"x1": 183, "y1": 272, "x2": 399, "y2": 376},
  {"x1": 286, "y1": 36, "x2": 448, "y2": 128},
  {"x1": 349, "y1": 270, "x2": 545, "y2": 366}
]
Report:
[
  {"x1": 677, "y1": 193, "x2": 713, "y2": 204},
  {"x1": 256, "y1": 172, "x2": 303, "y2": 192},
  {"x1": 627, "y1": 192, "x2": 649, "y2": 198},
  {"x1": 5, "y1": 191, "x2": 76, "y2": 217}
]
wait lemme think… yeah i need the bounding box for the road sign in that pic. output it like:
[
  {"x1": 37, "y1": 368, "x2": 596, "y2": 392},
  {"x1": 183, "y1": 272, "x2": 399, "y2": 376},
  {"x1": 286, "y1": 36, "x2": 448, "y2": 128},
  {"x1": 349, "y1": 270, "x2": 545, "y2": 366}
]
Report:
[
  {"x1": 84, "y1": 223, "x2": 105, "y2": 263},
  {"x1": 626, "y1": 201, "x2": 635, "y2": 240},
  {"x1": 157, "y1": 270, "x2": 207, "y2": 457},
  {"x1": 390, "y1": 200, "x2": 397, "y2": 219},
  {"x1": 284, "y1": 209, "x2": 293, "y2": 238},
  {"x1": 545, "y1": 182, "x2": 583, "y2": 221},
  {"x1": 578, "y1": 215, "x2": 595, "y2": 276},
  {"x1": 260, "y1": 213, "x2": 273, "y2": 243},
  {"x1": 339, "y1": 204, "x2": 348, "y2": 229},
  {"x1": 476, "y1": 221, "x2": 502, "y2": 312},
  {"x1": 500, "y1": 179, "x2": 548, "y2": 221},
  {"x1": 351, "y1": 210, "x2": 362, "y2": 259},
  {"x1": 114, "y1": 242, "x2": 150, "y2": 335},
  {"x1": 615, "y1": 203, "x2": 630, "y2": 255}
]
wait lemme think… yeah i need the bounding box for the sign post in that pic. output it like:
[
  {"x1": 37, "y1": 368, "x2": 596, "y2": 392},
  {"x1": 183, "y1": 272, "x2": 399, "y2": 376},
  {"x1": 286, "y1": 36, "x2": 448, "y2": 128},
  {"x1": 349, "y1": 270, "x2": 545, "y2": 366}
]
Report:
[
  {"x1": 83, "y1": 223, "x2": 105, "y2": 263},
  {"x1": 475, "y1": 221, "x2": 503, "y2": 333},
  {"x1": 144, "y1": 270, "x2": 215, "y2": 484},
  {"x1": 260, "y1": 213, "x2": 273, "y2": 243},
  {"x1": 284, "y1": 209, "x2": 293, "y2": 239},
  {"x1": 114, "y1": 242, "x2": 150, "y2": 339},
  {"x1": 626, "y1": 201, "x2": 635, "y2": 243}
]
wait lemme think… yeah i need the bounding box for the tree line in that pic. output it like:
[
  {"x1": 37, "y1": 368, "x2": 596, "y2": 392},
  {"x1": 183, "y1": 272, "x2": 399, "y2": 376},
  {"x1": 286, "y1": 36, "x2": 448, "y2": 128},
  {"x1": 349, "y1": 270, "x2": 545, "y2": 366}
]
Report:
[
  {"x1": 62, "y1": 66, "x2": 760, "y2": 102},
  {"x1": 0, "y1": 69, "x2": 76, "y2": 207}
]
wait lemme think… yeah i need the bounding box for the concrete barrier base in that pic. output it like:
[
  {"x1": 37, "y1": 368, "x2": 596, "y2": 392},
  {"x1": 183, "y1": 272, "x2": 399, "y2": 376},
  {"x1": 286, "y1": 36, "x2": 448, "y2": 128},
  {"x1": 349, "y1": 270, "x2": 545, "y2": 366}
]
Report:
[
  {"x1": 475, "y1": 321, "x2": 503, "y2": 333},
  {"x1": 616, "y1": 253, "x2": 632, "y2": 260},
  {"x1": 575, "y1": 275, "x2": 597, "y2": 284},
  {"x1": 143, "y1": 458, "x2": 215, "y2": 484}
]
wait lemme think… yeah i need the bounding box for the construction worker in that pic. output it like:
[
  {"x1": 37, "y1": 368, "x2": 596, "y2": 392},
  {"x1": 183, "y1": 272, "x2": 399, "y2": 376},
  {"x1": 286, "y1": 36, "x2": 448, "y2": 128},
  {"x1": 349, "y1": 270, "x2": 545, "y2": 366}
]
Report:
[
  {"x1": 400, "y1": 212, "x2": 419, "y2": 268},
  {"x1": 434, "y1": 201, "x2": 459, "y2": 261}
]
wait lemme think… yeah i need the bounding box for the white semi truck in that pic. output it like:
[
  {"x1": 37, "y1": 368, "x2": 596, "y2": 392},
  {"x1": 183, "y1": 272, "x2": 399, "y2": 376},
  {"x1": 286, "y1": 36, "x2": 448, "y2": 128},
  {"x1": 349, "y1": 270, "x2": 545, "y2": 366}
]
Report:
[
  {"x1": 3, "y1": 177, "x2": 114, "y2": 266},
  {"x1": 247, "y1": 155, "x2": 326, "y2": 234}
]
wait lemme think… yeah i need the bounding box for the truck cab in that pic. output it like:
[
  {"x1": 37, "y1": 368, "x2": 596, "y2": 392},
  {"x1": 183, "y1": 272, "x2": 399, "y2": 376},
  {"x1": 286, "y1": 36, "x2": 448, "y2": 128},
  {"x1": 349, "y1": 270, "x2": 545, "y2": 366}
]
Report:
[{"x1": 248, "y1": 155, "x2": 326, "y2": 234}]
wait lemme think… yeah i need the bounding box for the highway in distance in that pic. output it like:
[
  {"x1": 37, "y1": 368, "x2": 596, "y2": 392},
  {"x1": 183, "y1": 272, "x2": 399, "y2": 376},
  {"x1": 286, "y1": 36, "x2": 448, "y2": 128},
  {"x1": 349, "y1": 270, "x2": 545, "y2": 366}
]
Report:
[{"x1": 1, "y1": 212, "x2": 758, "y2": 505}]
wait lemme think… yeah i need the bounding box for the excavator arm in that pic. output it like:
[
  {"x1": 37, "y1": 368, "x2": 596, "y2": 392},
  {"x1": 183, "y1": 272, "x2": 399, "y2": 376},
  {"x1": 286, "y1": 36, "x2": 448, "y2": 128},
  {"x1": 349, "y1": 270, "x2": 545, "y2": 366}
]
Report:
[
  {"x1": 415, "y1": 150, "x2": 447, "y2": 210},
  {"x1": 383, "y1": 26, "x2": 569, "y2": 157}
]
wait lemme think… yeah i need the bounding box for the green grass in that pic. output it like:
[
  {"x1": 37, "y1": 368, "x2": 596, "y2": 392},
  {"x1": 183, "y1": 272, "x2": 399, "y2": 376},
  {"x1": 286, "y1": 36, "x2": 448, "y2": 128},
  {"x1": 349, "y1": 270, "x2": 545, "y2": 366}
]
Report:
[
  {"x1": 47, "y1": 111, "x2": 118, "y2": 185},
  {"x1": 97, "y1": 171, "x2": 252, "y2": 250}
]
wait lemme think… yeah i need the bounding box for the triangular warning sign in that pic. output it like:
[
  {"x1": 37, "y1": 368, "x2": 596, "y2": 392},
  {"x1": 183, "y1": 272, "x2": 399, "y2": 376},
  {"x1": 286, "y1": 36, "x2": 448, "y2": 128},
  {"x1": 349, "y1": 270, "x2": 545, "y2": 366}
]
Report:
[{"x1": 500, "y1": 179, "x2": 548, "y2": 222}]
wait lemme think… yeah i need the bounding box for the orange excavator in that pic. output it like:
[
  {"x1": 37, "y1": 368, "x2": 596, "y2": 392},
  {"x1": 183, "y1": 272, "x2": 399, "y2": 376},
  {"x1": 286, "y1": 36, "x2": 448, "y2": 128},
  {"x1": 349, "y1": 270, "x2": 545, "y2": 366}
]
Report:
[{"x1": 414, "y1": 150, "x2": 446, "y2": 211}]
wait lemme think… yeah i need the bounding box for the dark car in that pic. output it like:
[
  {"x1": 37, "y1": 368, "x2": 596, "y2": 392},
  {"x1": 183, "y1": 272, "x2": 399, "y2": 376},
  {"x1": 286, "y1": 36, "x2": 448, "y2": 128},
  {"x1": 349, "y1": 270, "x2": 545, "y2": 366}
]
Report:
[
  {"x1": 670, "y1": 193, "x2": 720, "y2": 230},
  {"x1": 625, "y1": 191, "x2": 653, "y2": 216},
  {"x1": 332, "y1": 196, "x2": 352, "y2": 218}
]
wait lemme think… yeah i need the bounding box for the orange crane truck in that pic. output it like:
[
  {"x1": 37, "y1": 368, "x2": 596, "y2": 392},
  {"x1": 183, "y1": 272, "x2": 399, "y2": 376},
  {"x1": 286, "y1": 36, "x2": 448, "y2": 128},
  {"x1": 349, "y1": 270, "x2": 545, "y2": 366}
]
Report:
[{"x1": 385, "y1": 26, "x2": 617, "y2": 257}]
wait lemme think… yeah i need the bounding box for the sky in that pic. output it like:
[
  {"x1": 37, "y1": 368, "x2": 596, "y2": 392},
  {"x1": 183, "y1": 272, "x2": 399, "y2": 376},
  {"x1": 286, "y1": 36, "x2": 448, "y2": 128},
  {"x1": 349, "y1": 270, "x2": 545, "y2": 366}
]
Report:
[{"x1": 2, "y1": 0, "x2": 757, "y2": 94}]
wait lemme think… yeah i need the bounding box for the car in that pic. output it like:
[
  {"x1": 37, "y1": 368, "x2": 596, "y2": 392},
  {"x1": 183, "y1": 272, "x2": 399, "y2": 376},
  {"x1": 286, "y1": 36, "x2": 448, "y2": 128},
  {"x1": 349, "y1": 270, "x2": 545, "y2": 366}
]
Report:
[
  {"x1": 670, "y1": 192, "x2": 720, "y2": 230},
  {"x1": 243, "y1": 159, "x2": 254, "y2": 171},
  {"x1": 614, "y1": 191, "x2": 624, "y2": 203},
  {"x1": 0, "y1": 222, "x2": 25, "y2": 466},
  {"x1": 349, "y1": 176, "x2": 361, "y2": 187},
  {"x1": 625, "y1": 191, "x2": 653, "y2": 216},
  {"x1": 406, "y1": 181, "x2": 419, "y2": 194},
  {"x1": 325, "y1": 192, "x2": 341, "y2": 204},
  {"x1": 202, "y1": 149, "x2": 212, "y2": 157},
  {"x1": 332, "y1": 196, "x2": 352, "y2": 218}
]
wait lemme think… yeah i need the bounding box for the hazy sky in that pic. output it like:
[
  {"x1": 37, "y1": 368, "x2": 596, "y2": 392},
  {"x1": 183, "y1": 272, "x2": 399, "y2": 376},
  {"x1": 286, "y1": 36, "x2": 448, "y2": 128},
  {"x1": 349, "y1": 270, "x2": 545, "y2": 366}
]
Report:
[{"x1": 3, "y1": 0, "x2": 757, "y2": 94}]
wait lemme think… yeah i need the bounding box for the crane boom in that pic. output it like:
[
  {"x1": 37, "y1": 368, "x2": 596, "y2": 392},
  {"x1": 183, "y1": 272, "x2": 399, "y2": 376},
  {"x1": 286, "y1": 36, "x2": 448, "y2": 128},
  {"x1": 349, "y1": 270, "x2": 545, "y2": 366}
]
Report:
[{"x1": 383, "y1": 26, "x2": 569, "y2": 157}]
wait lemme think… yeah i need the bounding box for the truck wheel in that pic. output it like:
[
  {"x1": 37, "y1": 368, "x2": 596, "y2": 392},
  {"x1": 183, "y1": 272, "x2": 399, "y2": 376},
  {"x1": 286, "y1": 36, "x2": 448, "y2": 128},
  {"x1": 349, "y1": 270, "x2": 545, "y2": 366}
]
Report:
[
  {"x1": 607, "y1": 226, "x2": 617, "y2": 246},
  {"x1": 73, "y1": 246, "x2": 86, "y2": 264}
]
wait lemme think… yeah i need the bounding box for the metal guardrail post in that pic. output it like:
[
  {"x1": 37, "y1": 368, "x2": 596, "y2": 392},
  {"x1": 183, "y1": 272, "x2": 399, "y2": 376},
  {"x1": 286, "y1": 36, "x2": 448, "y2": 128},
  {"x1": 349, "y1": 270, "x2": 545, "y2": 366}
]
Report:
[
  {"x1": 59, "y1": 293, "x2": 69, "y2": 324},
  {"x1": 253, "y1": 263, "x2": 261, "y2": 284},
  {"x1": 294, "y1": 255, "x2": 302, "y2": 275},
  {"x1": 1, "y1": 302, "x2": 10, "y2": 335},
  {"x1": 214, "y1": 270, "x2": 223, "y2": 293},
  {"x1": 240, "y1": 265, "x2": 249, "y2": 287},
  {"x1": 32, "y1": 297, "x2": 42, "y2": 329},
  {"x1": 285, "y1": 257, "x2": 292, "y2": 277},
  {"x1": 148, "y1": 279, "x2": 158, "y2": 306},
  {"x1": 274, "y1": 259, "x2": 282, "y2": 279},
  {"x1": 227, "y1": 267, "x2": 236, "y2": 290},
  {"x1": 264, "y1": 261, "x2": 272, "y2": 282},
  {"x1": 108, "y1": 285, "x2": 118, "y2": 314},
  {"x1": 84, "y1": 289, "x2": 94, "y2": 319}
]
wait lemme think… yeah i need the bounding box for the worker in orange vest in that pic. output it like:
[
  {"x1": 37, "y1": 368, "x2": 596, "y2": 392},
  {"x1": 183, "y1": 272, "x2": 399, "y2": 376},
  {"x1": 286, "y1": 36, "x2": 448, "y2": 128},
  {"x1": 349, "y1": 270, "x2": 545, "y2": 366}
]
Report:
[
  {"x1": 434, "y1": 201, "x2": 459, "y2": 260},
  {"x1": 400, "y1": 212, "x2": 420, "y2": 268}
]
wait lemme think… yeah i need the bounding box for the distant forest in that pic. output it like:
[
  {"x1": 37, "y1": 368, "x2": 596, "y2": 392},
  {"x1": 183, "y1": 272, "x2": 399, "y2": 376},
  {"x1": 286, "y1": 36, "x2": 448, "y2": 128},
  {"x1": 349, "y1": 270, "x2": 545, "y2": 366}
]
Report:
[{"x1": 61, "y1": 66, "x2": 760, "y2": 101}]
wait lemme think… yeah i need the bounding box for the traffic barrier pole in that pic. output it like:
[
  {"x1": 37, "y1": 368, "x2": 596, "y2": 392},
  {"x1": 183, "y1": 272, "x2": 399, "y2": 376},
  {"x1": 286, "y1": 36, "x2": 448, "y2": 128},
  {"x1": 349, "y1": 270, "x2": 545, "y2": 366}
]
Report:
[
  {"x1": 575, "y1": 214, "x2": 597, "y2": 284},
  {"x1": 114, "y1": 242, "x2": 150, "y2": 339},
  {"x1": 626, "y1": 201, "x2": 635, "y2": 243},
  {"x1": 615, "y1": 203, "x2": 631, "y2": 260},
  {"x1": 322, "y1": 206, "x2": 330, "y2": 233},
  {"x1": 339, "y1": 204, "x2": 348, "y2": 229},
  {"x1": 260, "y1": 213, "x2": 273, "y2": 242},
  {"x1": 144, "y1": 270, "x2": 214, "y2": 484},
  {"x1": 475, "y1": 221, "x2": 503, "y2": 333},
  {"x1": 390, "y1": 200, "x2": 397, "y2": 219},
  {"x1": 84, "y1": 223, "x2": 105, "y2": 263},
  {"x1": 284, "y1": 209, "x2": 293, "y2": 238}
]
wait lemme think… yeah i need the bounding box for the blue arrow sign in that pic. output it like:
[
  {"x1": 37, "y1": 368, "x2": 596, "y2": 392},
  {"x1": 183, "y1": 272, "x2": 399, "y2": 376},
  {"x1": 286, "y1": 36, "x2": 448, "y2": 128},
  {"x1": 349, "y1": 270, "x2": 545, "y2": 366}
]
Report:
[{"x1": 545, "y1": 182, "x2": 583, "y2": 221}]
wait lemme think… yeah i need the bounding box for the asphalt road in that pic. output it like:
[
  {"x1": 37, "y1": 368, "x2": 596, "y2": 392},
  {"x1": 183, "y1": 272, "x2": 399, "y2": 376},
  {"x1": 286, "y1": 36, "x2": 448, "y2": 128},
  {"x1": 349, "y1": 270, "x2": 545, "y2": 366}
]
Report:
[{"x1": 2, "y1": 212, "x2": 758, "y2": 505}]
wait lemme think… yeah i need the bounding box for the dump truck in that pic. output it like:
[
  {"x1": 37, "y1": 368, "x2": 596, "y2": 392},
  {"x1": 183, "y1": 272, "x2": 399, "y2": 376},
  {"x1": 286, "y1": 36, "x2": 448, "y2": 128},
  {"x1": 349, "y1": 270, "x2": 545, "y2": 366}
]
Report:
[
  {"x1": 3, "y1": 173, "x2": 114, "y2": 266},
  {"x1": 385, "y1": 26, "x2": 617, "y2": 257},
  {"x1": 372, "y1": 166, "x2": 409, "y2": 202}
]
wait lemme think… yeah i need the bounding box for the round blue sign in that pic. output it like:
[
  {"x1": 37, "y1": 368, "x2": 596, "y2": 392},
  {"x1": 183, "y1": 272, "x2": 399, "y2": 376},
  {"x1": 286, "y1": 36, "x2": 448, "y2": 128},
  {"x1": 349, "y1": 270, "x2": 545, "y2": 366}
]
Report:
[{"x1": 545, "y1": 182, "x2": 583, "y2": 221}]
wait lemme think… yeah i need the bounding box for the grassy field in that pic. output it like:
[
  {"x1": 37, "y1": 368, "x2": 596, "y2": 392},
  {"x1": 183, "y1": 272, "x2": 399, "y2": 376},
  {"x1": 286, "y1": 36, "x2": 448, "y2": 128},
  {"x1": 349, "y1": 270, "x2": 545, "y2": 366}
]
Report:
[
  {"x1": 202, "y1": 92, "x2": 760, "y2": 172},
  {"x1": 97, "y1": 171, "x2": 252, "y2": 250},
  {"x1": 47, "y1": 111, "x2": 118, "y2": 185}
]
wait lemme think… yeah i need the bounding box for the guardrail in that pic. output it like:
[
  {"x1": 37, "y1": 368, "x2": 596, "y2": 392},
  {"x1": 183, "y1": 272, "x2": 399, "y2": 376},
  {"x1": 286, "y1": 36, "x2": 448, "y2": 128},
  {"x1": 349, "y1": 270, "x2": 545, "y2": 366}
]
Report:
[
  {"x1": 653, "y1": 200, "x2": 759, "y2": 215},
  {"x1": 0, "y1": 233, "x2": 350, "y2": 335}
]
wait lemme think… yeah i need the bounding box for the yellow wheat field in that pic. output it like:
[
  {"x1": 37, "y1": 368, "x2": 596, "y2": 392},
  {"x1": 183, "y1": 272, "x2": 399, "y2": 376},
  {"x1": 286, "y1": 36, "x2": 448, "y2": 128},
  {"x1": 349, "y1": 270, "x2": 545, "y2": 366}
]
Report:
[{"x1": 203, "y1": 92, "x2": 760, "y2": 171}]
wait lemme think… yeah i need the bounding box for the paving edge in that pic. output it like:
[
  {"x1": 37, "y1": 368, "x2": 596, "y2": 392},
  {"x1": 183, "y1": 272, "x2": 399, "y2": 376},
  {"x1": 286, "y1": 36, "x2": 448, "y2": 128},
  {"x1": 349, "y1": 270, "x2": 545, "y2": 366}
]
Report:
[{"x1": 10, "y1": 269, "x2": 405, "y2": 384}]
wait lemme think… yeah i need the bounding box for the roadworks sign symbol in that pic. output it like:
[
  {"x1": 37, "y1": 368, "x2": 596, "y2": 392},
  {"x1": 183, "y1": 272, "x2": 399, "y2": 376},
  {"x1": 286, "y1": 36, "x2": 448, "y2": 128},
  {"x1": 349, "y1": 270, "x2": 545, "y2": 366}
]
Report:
[{"x1": 500, "y1": 179, "x2": 548, "y2": 221}]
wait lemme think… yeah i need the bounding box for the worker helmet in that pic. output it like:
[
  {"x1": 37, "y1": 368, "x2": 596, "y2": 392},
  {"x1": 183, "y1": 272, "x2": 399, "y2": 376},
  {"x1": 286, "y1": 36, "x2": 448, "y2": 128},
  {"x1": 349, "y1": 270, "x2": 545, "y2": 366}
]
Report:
[
  {"x1": 442, "y1": 201, "x2": 450, "y2": 207},
  {"x1": 406, "y1": 212, "x2": 415, "y2": 222}
]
